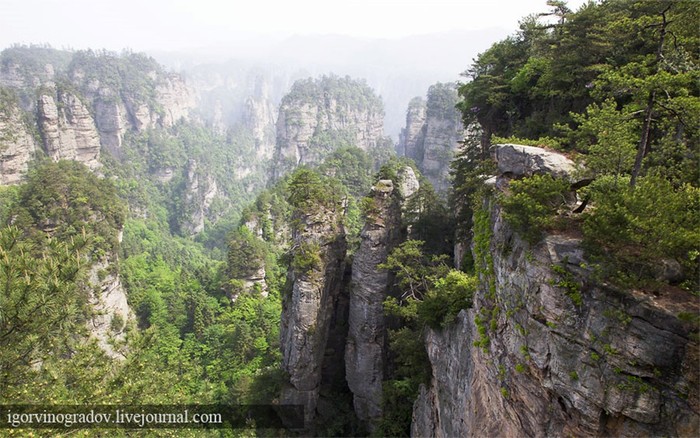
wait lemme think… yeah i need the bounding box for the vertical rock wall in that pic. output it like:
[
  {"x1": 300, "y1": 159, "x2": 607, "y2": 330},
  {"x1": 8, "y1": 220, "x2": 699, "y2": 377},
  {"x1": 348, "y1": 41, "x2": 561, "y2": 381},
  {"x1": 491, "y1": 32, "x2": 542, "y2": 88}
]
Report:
[
  {"x1": 345, "y1": 167, "x2": 419, "y2": 431},
  {"x1": 398, "y1": 83, "x2": 465, "y2": 193},
  {"x1": 411, "y1": 145, "x2": 700, "y2": 437},
  {"x1": 280, "y1": 201, "x2": 347, "y2": 425},
  {"x1": 0, "y1": 98, "x2": 38, "y2": 185}
]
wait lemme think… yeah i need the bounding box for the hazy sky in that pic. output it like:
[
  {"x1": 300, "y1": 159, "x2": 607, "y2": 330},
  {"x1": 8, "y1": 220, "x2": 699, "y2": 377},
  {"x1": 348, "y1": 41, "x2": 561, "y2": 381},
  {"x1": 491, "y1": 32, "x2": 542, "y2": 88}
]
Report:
[{"x1": 1, "y1": 0, "x2": 590, "y2": 52}]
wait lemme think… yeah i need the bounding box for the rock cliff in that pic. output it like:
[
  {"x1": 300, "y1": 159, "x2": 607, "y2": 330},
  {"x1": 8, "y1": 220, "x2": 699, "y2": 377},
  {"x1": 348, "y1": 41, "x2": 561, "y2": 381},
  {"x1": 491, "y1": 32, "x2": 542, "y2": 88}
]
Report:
[
  {"x1": 37, "y1": 89, "x2": 101, "y2": 170},
  {"x1": 87, "y1": 255, "x2": 131, "y2": 359},
  {"x1": 345, "y1": 166, "x2": 420, "y2": 431},
  {"x1": 411, "y1": 144, "x2": 700, "y2": 437},
  {"x1": 398, "y1": 83, "x2": 465, "y2": 193},
  {"x1": 180, "y1": 159, "x2": 220, "y2": 235},
  {"x1": 0, "y1": 48, "x2": 196, "y2": 183},
  {"x1": 398, "y1": 97, "x2": 426, "y2": 162},
  {"x1": 280, "y1": 198, "x2": 347, "y2": 425},
  {"x1": 0, "y1": 93, "x2": 38, "y2": 184},
  {"x1": 273, "y1": 75, "x2": 385, "y2": 179},
  {"x1": 243, "y1": 76, "x2": 277, "y2": 160}
]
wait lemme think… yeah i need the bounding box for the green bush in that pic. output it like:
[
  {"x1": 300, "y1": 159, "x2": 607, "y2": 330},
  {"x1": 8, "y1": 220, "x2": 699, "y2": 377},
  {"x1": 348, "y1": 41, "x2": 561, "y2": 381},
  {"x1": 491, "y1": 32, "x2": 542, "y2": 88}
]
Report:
[
  {"x1": 583, "y1": 175, "x2": 700, "y2": 286},
  {"x1": 418, "y1": 270, "x2": 477, "y2": 329},
  {"x1": 498, "y1": 174, "x2": 570, "y2": 243},
  {"x1": 291, "y1": 242, "x2": 321, "y2": 275}
]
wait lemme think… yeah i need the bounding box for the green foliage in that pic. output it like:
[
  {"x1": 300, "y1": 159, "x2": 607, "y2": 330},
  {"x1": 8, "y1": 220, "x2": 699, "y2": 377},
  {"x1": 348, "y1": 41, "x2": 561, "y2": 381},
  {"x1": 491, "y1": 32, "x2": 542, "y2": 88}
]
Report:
[
  {"x1": 560, "y1": 98, "x2": 639, "y2": 177},
  {"x1": 291, "y1": 241, "x2": 322, "y2": 275},
  {"x1": 227, "y1": 226, "x2": 268, "y2": 279},
  {"x1": 379, "y1": 240, "x2": 450, "y2": 302},
  {"x1": 287, "y1": 167, "x2": 342, "y2": 212},
  {"x1": 403, "y1": 179, "x2": 454, "y2": 256},
  {"x1": 582, "y1": 175, "x2": 700, "y2": 286},
  {"x1": 418, "y1": 270, "x2": 477, "y2": 329},
  {"x1": 319, "y1": 146, "x2": 375, "y2": 197},
  {"x1": 0, "y1": 226, "x2": 90, "y2": 390},
  {"x1": 498, "y1": 174, "x2": 570, "y2": 243},
  {"x1": 551, "y1": 264, "x2": 583, "y2": 306},
  {"x1": 15, "y1": 160, "x2": 126, "y2": 255}
]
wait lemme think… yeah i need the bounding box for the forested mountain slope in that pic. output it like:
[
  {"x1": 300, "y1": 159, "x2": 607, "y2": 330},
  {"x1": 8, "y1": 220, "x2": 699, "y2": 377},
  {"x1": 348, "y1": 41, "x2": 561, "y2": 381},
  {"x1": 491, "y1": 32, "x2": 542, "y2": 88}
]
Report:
[{"x1": 0, "y1": 0, "x2": 698, "y2": 436}]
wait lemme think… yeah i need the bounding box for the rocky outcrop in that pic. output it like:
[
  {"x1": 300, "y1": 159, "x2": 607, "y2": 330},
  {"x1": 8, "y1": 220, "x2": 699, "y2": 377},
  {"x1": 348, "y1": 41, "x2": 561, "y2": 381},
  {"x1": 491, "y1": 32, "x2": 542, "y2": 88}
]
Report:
[
  {"x1": 398, "y1": 83, "x2": 465, "y2": 193},
  {"x1": 495, "y1": 143, "x2": 577, "y2": 179},
  {"x1": 0, "y1": 49, "x2": 196, "y2": 182},
  {"x1": 87, "y1": 256, "x2": 131, "y2": 359},
  {"x1": 346, "y1": 166, "x2": 420, "y2": 431},
  {"x1": 0, "y1": 96, "x2": 38, "y2": 184},
  {"x1": 411, "y1": 145, "x2": 700, "y2": 437},
  {"x1": 38, "y1": 90, "x2": 101, "y2": 170},
  {"x1": 398, "y1": 97, "x2": 426, "y2": 161},
  {"x1": 273, "y1": 76, "x2": 385, "y2": 179},
  {"x1": 243, "y1": 76, "x2": 276, "y2": 160},
  {"x1": 280, "y1": 200, "x2": 347, "y2": 425},
  {"x1": 180, "y1": 159, "x2": 220, "y2": 235}
]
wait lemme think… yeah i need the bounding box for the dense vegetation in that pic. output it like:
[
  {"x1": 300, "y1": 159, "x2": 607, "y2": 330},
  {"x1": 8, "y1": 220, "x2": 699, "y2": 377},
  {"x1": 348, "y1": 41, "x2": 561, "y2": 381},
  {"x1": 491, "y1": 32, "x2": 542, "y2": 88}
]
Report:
[
  {"x1": 1, "y1": 1, "x2": 698, "y2": 435},
  {"x1": 454, "y1": 0, "x2": 699, "y2": 290}
]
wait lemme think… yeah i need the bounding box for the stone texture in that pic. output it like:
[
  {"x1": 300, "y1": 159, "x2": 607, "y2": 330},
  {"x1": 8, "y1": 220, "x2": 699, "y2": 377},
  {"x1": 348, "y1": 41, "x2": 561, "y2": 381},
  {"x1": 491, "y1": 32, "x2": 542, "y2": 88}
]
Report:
[
  {"x1": 280, "y1": 202, "x2": 347, "y2": 426},
  {"x1": 38, "y1": 90, "x2": 101, "y2": 170},
  {"x1": 398, "y1": 97, "x2": 426, "y2": 161},
  {"x1": 398, "y1": 83, "x2": 465, "y2": 194},
  {"x1": 180, "y1": 159, "x2": 220, "y2": 235},
  {"x1": 494, "y1": 143, "x2": 576, "y2": 179},
  {"x1": 273, "y1": 77, "x2": 385, "y2": 179},
  {"x1": 87, "y1": 257, "x2": 131, "y2": 359},
  {"x1": 411, "y1": 147, "x2": 700, "y2": 437},
  {"x1": 0, "y1": 101, "x2": 38, "y2": 184},
  {"x1": 346, "y1": 166, "x2": 419, "y2": 431},
  {"x1": 243, "y1": 76, "x2": 276, "y2": 160}
]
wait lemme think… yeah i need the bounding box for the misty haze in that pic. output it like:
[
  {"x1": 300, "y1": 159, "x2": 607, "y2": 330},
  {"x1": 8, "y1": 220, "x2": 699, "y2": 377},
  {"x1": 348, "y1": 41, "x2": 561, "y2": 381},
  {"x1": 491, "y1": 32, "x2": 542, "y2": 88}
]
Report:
[{"x1": 0, "y1": 0, "x2": 698, "y2": 437}]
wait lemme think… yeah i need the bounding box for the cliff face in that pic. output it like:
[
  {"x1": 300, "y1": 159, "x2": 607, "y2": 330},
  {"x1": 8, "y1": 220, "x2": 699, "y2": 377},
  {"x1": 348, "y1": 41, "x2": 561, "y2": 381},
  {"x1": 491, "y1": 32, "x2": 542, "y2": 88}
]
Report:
[
  {"x1": 243, "y1": 76, "x2": 277, "y2": 160},
  {"x1": 398, "y1": 83, "x2": 464, "y2": 193},
  {"x1": 38, "y1": 90, "x2": 101, "y2": 170},
  {"x1": 345, "y1": 166, "x2": 419, "y2": 430},
  {"x1": 273, "y1": 76, "x2": 385, "y2": 179},
  {"x1": 0, "y1": 96, "x2": 38, "y2": 185},
  {"x1": 180, "y1": 159, "x2": 220, "y2": 235},
  {"x1": 0, "y1": 49, "x2": 196, "y2": 183},
  {"x1": 280, "y1": 200, "x2": 347, "y2": 424},
  {"x1": 398, "y1": 97, "x2": 426, "y2": 162},
  {"x1": 87, "y1": 254, "x2": 131, "y2": 359},
  {"x1": 412, "y1": 144, "x2": 700, "y2": 437}
]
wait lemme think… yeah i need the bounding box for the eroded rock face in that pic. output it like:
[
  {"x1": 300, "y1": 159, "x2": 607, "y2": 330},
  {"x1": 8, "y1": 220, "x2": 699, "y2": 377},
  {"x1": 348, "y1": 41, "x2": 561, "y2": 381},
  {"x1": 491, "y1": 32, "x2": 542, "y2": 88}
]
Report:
[
  {"x1": 280, "y1": 202, "x2": 347, "y2": 425},
  {"x1": 346, "y1": 166, "x2": 419, "y2": 431},
  {"x1": 273, "y1": 76, "x2": 385, "y2": 179},
  {"x1": 494, "y1": 143, "x2": 576, "y2": 179},
  {"x1": 0, "y1": 100, "x2": 38, "y2": 184},
  {"x1": 398, "y1": 97, "x2": 426, "y2": 161},
  {"x1": 398, "y1": 83, "x2": 465, "y2": 193},
  {"x1": 180, "y1": 159, "x2": 220, "y2": 235},
  {"x1": 243, "y1": 77, "x2": 276, "y2": 160},
  {"x1": 411, "y1": 146, "x2": 700, "y2": 437},
  {"x1": 38, "y1": 90, "x2": 101, "y2": 170},
  {"x1": 87, "y1": 257, "x2": 131, "y2": 359}
]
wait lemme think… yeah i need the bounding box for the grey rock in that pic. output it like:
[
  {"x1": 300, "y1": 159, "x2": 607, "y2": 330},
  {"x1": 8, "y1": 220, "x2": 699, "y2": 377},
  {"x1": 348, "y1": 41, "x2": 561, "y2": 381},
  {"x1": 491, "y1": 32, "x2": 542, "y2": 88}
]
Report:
[
  {"x1": 38, "y1": 90, "x2": 101, "y2": 170},
  {"x1": 411, "y1": 196, "x2": 700, "y2": 437},
  {"x1": 346, "y1": 166, "x2": 418, "y2": 431},
  {"x1": 494, "y1": 143, "x2": 576, "y2": 179},
  {"x1": 0, "y1": 101, "x2": 38, "y2": 184},
  {"x1": 280, "y1": 204, "x2": 347, "y2": 426},
  {"x1": 398, "y1": 83, "x2": 464, "y2": 194}
]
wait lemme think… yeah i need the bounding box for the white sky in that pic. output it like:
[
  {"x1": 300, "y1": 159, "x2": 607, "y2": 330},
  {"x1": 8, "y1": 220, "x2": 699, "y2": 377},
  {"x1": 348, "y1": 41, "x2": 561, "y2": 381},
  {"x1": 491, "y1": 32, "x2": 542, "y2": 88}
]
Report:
[{"x1": 0, "y1": 0, "x2": 591, "y2": 52}]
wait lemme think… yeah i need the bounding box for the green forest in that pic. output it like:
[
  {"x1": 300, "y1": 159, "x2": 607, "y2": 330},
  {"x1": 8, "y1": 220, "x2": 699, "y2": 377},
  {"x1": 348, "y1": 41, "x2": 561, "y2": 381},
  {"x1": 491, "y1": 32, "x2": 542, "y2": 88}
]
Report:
[{"x1": 0, "y1": 0, "x2": 698, "y2": 436}]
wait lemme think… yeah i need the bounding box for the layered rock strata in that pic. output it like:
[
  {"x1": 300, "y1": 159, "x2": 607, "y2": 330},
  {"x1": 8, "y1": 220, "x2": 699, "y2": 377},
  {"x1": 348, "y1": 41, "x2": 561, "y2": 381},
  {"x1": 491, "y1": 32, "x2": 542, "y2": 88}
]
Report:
[
  {"x1": 411, "y1": 144, "x2": 700, "y2": 437},
  {"x1": 345, "y1": 166, "x2": 420, "y2": 431},
  {"x1": 280, "y1": 200, "x2": 347, "y2": 425}
]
